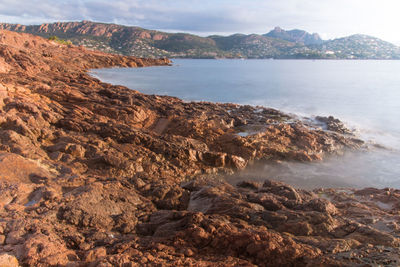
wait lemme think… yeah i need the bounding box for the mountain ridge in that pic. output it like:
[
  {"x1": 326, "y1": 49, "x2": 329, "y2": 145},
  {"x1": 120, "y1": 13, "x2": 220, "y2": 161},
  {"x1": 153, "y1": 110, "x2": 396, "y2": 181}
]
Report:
[
  {"x1": 1, "y1": 21, "x2": 399, "y2": 59},
  {"x1": 264, "y1": 26, "x2": 324, "y2": 45}
]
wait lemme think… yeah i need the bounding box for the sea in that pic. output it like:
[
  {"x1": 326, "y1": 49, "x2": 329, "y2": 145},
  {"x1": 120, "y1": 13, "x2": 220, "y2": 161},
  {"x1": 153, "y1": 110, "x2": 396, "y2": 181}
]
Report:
[{"x1": 91, "y1": 59, "x2": 400, "y2": 189}]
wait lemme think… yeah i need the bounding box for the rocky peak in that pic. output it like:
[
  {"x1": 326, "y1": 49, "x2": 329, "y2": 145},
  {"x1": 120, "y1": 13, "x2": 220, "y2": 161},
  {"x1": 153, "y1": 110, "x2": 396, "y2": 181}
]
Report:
[{"x1": 265, "y1": 26, "x2": 324, "y2": 45}]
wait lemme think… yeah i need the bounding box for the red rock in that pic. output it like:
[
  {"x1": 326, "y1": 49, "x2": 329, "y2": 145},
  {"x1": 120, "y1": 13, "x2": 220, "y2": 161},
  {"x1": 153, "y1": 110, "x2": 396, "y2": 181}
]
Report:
[
  {"x1": 0, "y1": 221, "x2": 7, "y2": 233},
  {"x1": 5, "y1": 231, "x2": 24, "y2": 245},
  {"x1": 85, "y1": 247, "x2": 107, "y2": 262},
  {"x1": 0, "y1": 153, "x2": 56, "y2": 184},
  {"x1": 0, "y1": 30, "x2": 386, "y2": 267},
  {"x1": 303, "y1": 198, "x2": 338, "y2": 215},
  {"x1": 0, "y1": 254, "x2": 19, "y2": 267},
  {"x1": 227, "y1": 155, "x2": 247, "y2": 170},
  {"x1": 202, "y1": 151, "x2": 226, "y2": 167},
  {"x1": 20, "y1": 233, "x2": 77, "y2": 266}
]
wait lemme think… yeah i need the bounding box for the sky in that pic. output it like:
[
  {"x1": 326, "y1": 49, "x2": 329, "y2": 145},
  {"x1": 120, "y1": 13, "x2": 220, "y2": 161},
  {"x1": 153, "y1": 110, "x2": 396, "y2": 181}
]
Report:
[{"x1": 0, "y1": 0, "x2": 400, "y2": 45}]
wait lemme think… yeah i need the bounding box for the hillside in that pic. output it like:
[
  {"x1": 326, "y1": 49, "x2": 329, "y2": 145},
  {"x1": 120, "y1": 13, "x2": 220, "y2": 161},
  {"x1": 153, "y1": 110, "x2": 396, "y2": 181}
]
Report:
[
  {"x1": 312, "y1": 34, "x2": 400, "y2": 59},
  {"x1": 264, "y1": 26, "x2": 324, "y2": 45},
  {"x1": 1, "y1": 21, "x2": 400, "y2": 59},
  {"x1": 0, "y1": 21, "x2": 228, "y2": 58},
  {"x1": 210, "y1": 34, "x2": 297, "y2": 58}
]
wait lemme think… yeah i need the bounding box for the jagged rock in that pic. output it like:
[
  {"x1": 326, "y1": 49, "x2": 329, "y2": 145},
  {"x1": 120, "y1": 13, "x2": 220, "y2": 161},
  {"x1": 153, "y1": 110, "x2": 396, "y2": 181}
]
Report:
[
  {"x1": 59, "y1": 182, "x2": 151, "y2": 231},
  {"x1": 0, "y1": 30, "x2": 393, "y2": 266},
  {"x1": 85, "y1": 247, "x2": 107, "y2": 262},
  {"x1": 316, "y1": 115, "x2": 353, "y2": 134},
  {"x1": 0, "y1": 152, "x2": 55, "y2": 183},
  {"x1": 19, "y1": 233, "x2": 77, "y2": 266}
]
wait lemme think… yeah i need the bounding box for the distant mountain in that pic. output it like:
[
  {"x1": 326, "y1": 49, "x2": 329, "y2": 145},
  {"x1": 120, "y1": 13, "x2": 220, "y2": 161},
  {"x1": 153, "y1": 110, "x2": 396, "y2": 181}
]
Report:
[
  {"x1": 265, "y1": 26, "x2": 324, "y2": 45},
  {"x1": 312, "y1": 34, "x2": 400, "y2": 59},
  {"x1": 210, "y1": 34, "x2": 297, "y2": 58},
  {"x1": 1, "y1": 21, "x2": 399, "y2": 59},
  {"x1": 0, "y1": 21, "x2": 225, "y2": 58}
]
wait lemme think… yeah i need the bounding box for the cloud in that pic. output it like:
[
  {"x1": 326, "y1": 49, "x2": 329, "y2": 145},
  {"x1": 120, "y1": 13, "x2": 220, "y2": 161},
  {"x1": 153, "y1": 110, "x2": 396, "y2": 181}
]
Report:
[
  {"x1": 0, "y1": 0, "x2": 323, "y2": 32},
  {"x1": 0, "y1": 0, "x2": 399, "y2": 44}
]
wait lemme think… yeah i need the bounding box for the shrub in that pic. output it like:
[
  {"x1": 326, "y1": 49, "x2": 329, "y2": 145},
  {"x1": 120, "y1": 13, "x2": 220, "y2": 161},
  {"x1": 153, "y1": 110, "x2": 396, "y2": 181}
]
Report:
[{"x1": 48, "y1": 36, "x2": 72, "y2": 46}]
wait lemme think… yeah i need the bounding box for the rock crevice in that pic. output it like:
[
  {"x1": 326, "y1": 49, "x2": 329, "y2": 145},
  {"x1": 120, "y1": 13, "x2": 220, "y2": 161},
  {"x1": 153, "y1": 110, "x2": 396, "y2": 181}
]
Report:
[{"x1": 0, "y1": 30, "x2": 397, "y2": 266}]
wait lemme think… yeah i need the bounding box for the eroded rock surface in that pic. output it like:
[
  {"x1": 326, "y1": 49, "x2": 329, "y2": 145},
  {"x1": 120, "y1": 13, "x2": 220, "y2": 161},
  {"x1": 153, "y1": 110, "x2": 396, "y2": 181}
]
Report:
[{"x1": 0, "y1": 30, "x2": 395, "y2": 266}]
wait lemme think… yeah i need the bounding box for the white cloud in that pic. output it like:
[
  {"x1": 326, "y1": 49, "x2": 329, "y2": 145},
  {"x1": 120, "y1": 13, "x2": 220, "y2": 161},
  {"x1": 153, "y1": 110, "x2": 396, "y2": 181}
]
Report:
[{"x1": 0, "y1": 0, "x2": 399, "y2": 44}]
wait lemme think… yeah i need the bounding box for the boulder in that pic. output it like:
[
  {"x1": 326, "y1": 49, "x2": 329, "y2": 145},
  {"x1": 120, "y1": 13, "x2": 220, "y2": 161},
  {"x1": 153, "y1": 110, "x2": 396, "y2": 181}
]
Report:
[{"x1": 0, "y1": 254, "x2": 19, "y2": 267}]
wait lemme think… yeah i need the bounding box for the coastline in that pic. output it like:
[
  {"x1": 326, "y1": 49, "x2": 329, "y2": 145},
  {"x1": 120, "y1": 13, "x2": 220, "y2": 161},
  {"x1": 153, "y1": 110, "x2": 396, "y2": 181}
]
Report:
[{"x1": 0, "y1": 30, "x2": 399, "y2": 266}]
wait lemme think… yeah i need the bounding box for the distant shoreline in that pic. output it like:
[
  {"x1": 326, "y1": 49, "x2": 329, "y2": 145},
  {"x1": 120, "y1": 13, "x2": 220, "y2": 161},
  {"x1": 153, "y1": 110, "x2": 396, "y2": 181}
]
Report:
[
  {"x1": 169, "y1": 57, "x2": 400, "y2": 60},
  {"x1": 1, "y1": 20, "x2": 400, "y2": 60}
]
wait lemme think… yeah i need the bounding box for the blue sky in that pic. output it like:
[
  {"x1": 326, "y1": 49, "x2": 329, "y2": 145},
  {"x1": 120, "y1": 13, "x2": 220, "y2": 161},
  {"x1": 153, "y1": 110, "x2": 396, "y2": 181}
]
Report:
[{"x1": 0, "y1": 0, "x2": 399, "y2": 44}]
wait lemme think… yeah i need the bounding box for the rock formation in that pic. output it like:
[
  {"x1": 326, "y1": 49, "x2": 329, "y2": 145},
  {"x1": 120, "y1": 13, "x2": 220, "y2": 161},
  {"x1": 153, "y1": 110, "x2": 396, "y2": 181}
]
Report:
[
  {"x1": 265, "y1": 26, "x2": 324, "y2": 45},
  {"x1": 3, "y1": 21, "x2": 400, "y2": 59},
  {"x1": 0, "y1": 30, "x2": 398, "y2": 266}
]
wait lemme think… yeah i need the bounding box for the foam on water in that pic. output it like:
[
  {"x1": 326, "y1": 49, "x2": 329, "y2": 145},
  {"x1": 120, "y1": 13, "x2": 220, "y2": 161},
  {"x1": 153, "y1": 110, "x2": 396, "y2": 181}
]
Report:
[{"x1": 91, "y1": 59, "x2": 400, "y2": 188}]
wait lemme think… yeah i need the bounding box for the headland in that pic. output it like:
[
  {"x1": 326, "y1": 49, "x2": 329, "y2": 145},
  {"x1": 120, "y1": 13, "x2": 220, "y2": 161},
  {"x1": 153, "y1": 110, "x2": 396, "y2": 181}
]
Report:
[{"x1": 0, "y1": 30, "x2": 399, "y2": 266}]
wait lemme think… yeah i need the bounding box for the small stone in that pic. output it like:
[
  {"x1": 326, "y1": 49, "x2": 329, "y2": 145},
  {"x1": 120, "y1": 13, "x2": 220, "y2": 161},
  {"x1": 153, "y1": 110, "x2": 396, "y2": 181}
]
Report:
[
  {"x1": 5, "y1": 231, "x2": 22, "y2": 245},
  {"x1": 85, "y1": 247, "x2": 107, "y2": 262},
  {"x1": 61, "y1": 153, "x2": 74, "y2": 163},
  {"x1": 66, "y1": 144, "x2": 85, "y2": 158},
  {"x1": 49, "y1": 151, "x2": 63, "y2": 161},
  {"x1": 145, "y1": 253, "x2": 155, "y2": 262},
  {"x1": 184, "y1": 248, "x2": 194, "y2": 257},
  {"x1": 80, "y1": 243, "x2": 91, "y2": 251},
  {"x1": 0, "y1": 254, "x2": 19, "y2": 267},
  {"x1": 132, "y1": 177, "x2": 146, "y2": 188},
  {"x1": 0, "y1": 222, "x2": 6, "y2": 234},
  {"x1": 227, "y1": 155, "x2": 247, "y2": 170}
]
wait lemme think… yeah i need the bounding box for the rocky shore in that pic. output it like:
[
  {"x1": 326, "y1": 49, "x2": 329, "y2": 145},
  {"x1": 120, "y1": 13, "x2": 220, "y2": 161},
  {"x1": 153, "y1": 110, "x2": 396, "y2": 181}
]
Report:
[{"x1": 0, "y1": 30, "x2": 399, "y2": 266}]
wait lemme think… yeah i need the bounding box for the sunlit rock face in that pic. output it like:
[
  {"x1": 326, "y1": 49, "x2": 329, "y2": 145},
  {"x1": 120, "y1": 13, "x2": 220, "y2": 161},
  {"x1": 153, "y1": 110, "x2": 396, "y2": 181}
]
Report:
[{"x1": 1, "y1": 30, "x2": 397, "y2": 266}]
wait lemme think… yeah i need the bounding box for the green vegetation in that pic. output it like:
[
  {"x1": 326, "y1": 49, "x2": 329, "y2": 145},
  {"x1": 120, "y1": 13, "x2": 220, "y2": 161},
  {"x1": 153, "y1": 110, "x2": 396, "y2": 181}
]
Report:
[
  {"x1": 48, "y1": 36, "x2": 72, "y2": 45},
  {"x1": 2, "y1": 21, "x2": 400, "y2": 59},
  {"x1": 152, "y1": 33, "x2": 216, "y2": 52}
]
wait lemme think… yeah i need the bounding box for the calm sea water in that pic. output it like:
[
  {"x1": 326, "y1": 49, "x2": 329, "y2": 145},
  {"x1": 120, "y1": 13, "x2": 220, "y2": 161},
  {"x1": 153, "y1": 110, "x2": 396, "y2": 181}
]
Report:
[{"x1": 91, "y1": 59, "x2": 400, "y2": 189}]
